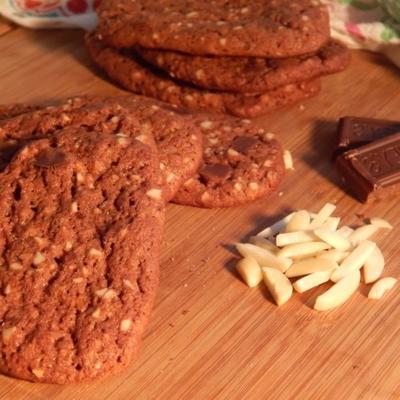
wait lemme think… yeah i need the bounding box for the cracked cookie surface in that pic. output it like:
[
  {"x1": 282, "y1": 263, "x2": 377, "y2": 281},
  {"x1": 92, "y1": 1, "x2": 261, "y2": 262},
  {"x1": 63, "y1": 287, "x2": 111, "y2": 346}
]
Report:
[
  {"x1": 97, "y1": 0, "x2": 330, "y2": 58},
  {"x1": 0, "y1": 128, "x2": 164, "y2": 383},
  {"x1": 0, "y1": 95, "x2": 203, "y2": 201}
]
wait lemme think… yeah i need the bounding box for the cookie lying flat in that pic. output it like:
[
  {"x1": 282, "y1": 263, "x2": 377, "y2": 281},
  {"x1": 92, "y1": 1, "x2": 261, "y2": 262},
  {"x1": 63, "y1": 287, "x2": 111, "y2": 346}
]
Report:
[
  {"x1": 97, "y1": 0, "x2": 330, "y2": 58},
  {"x1": 137, "y1": 40, "x2": 351, "y2": 93},
  {"x1": 173, "y1": 115, "x2": 285, "y2": 208},
  {"x1": 86, "y1": 33, "x2": 321, "y2": 118},
  {"x1": 0, "y1": 127, "x2": 164, "y2": 383},
  {"x1": 0, "y1": 96, "x2": 203, "y2": 201}
]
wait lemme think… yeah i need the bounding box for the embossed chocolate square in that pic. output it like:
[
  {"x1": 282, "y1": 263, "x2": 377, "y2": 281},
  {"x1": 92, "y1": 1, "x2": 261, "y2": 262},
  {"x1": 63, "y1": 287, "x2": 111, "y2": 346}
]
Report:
[
  {"x1": 336, "y1": 132, "x2": 400, "y2": 202},
  {"x1": 336, "y1": 116, "x2": 400, "y2": 155}
]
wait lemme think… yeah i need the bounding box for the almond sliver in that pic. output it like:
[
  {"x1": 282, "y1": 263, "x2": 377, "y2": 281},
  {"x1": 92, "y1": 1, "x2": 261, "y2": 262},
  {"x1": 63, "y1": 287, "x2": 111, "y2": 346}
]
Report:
[
  {"x1": 314, "y1": 270, "x2": 360, "y2": 311},
  {"x1": 283, "y1": 150, "x2": 294, "y2": 170},
  {"x1": 275, "y1": 231, "x2": 316, "y2": 247},
  {"x1": 336, "y1": 226, "x2": 354, "y2": 239},
  {"x1": 236, "y1": 258, "x2": 262, "y2": 287},
  {"x1": 293, "y1": 270, "x2": 332, "y2": 293},
  {"x1": 249, "y1": 236, "x2": 279, "y2": 253},
  {"x1": 309, "y1": 203, "x2": 336, "y2": 229},
  {"x1": 331, "y1": 240, "x2": 376, "y2": 282},
  {"x1": 278, "y1": 242, "x2": 331, "y2": 259},
  {"x1": 284, "y1": 210, "x2": 310, "y2": 233},
  {"x1": 363, "y1": 246, "x2": 385, "y2": 284},
  {"x1": 315, "y1": 249, "x2": 349, "y2": 263},
  {"x1": 369, "y1": 217, "x2": 393, "y2": 230},
  {"x1": 236, "y1": 243, "x2": 292, "y2": 273},
  {"x1": 314, "y1": 228, "x2": 352, "y2": 251},
  {"x1": 256, "y1": 212, "x2": 295, "y2": 238},
  {"x1": 320, "y1": 217, "x2": 341, "y2": 232},
  {"x1": 349, "y1": 225, "x2": 379, "y2": 246},
  {"x1": 368, "y1": 277, "x2": 397, "y2": 299},
  {"x1": 285, "y1": 258, "x2": 338, "y2": 278},
  {"x1": 262, "y1": 267, "x2": 293, "y2": 306}
]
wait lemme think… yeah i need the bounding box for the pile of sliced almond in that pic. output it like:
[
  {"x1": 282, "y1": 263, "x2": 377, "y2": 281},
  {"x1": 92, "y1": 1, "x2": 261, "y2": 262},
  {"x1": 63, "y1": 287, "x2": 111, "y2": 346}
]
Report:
[{"x1": 235, "y1": 203, "x2": 397, "y2": 311}]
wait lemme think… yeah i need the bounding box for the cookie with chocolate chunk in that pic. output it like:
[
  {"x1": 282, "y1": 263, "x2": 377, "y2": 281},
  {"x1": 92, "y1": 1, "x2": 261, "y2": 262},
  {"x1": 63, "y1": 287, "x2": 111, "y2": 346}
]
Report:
[
  {"x1": 97, "y1": 0, "x2": 330, "y2": 58},
  {"x1": 173, "y1": 115, "x2": 285, "y2": 208},
  {"x1": 0, "y1": 98, "x2": 157, "y2": 184},
  {"x1": 85, "y1": 33, "x2": 321, "y2": 118},
  {"x1": 0, "y1": 127, "x2": 164, "y2": 383},
  {"x1": 0, "y1": 96, "x2": 203, "y2": 201},
  {"x1": 137, "y1": 40, "x2": 350, "y2": 93}
]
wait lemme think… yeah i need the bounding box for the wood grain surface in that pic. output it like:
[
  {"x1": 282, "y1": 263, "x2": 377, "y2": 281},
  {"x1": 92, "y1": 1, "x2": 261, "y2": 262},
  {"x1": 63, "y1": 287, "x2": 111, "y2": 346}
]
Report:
[{"x1": 0, "y1": 28, "x2": 399, "y2": 400}]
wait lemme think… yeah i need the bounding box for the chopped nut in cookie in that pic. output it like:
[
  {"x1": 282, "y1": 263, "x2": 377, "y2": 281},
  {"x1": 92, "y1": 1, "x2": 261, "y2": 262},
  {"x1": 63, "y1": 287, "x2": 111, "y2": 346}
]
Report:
[
  {"x1": 146, "y1": 188, "x2": 162, "y2": 200},
  {"x1": 71, "y1": 202, "x2": 78, "y2": 213},
  {"x1": 34, "y1": 236, "x2": 46, "y2": 246},
  {"x1": 249, "y1": 182, "x2": 259, "y2": 191},
  {"x1": 227, "y1": 148, "x2": 240, "y2": 158},
  {"x1": 89, "y1": 248, "x2": 103, "y2": 257},
  {"x1": 32, "y1": 252, "x2": 46, "y2": 266},
  {"x1": 92, "y1": 308, "x2": 101, "y2": 318},
  {"x1": 166, "y1": 172, "x2": 176, "y2": 183},
  {"x1": 76, "y1": 172, "x2": 85, "y2": 183},
  {"x1": 95, "y1": 288, "x2": 117, "y2": 300},
  {"x1": 9, "y1": 262, "x2": 23, "y2": 271},
  {"x1": 264, "y1": 133, "x2": 276, "y2": 141},
  {"x1": 120, "y1": 319, "x2": 132, "y2": 332},
  {"x1": 2, "y1": 326, "x2": 16, "y2": 341},
  {"x1": 123, "y1": 279, "x2": 135, "y2": 290},
  {"x1": 234, "y1": 182, "x2": 242, "y2": 191},
  {"x1": 200, "y1": 120, "x2": 213, "y2": 130},
  {"x1": 31, "y1": 369, "x2": 45, "y2": 378}
]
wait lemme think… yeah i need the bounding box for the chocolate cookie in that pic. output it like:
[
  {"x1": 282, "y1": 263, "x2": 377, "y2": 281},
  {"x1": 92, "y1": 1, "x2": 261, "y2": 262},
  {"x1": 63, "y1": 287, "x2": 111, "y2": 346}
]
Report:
[
  {"x1": 0, "y1": 98, "x2": 157, "y2": 185},
  {"x1": 0, "y1": 97, "x2": 94, "y2": 122},
  {"x1": 115, "y1": 96, "x2": 203, "y2": 200},
  {"x1": 86, "y1": 33, "x2": 321, "y2": 118},
  {"x1": 96, "y1": 0, "x2": 330, "y2": 58},
  {"x1": 137, "y1": 40, "x2": 350, "y2": 93},
  {"x1": 0, "y1": 127, "x2": 164, "y2": 383},
  {"x1": 0, "y1": 104, "x2": 43, "y2": 120},
  {"x1": 172, "y1": 115, "x2": 285, "y2": 207},
  {"x1": 0, "y1": 96, "x2": 203, "y2": 201}
]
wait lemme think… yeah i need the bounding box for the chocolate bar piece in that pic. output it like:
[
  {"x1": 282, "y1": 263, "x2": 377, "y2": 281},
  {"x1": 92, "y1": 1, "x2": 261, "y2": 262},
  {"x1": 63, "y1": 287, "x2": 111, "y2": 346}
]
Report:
[
  {"x1": 336, "y1": 132, "x2": 400, "y2": 202},
  {"x1": 336, "y1": 117, "x2": 400, "y2": 154}
]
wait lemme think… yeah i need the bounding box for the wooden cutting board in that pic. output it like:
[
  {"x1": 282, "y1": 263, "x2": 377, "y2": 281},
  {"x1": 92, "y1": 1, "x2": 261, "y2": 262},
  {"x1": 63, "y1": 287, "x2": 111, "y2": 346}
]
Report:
[{"x1": 0, "y1": 28, "x2": 399, "y2": 400}]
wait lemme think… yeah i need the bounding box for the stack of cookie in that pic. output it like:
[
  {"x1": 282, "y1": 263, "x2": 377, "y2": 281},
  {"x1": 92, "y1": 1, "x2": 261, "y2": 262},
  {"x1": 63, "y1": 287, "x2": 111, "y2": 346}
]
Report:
[
  {"x1": 0, "y1": 95, "x2": 286, "y2": 383},
  {"x1": 87, "y1": 0, "x2": 351, "y2": 118}
]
